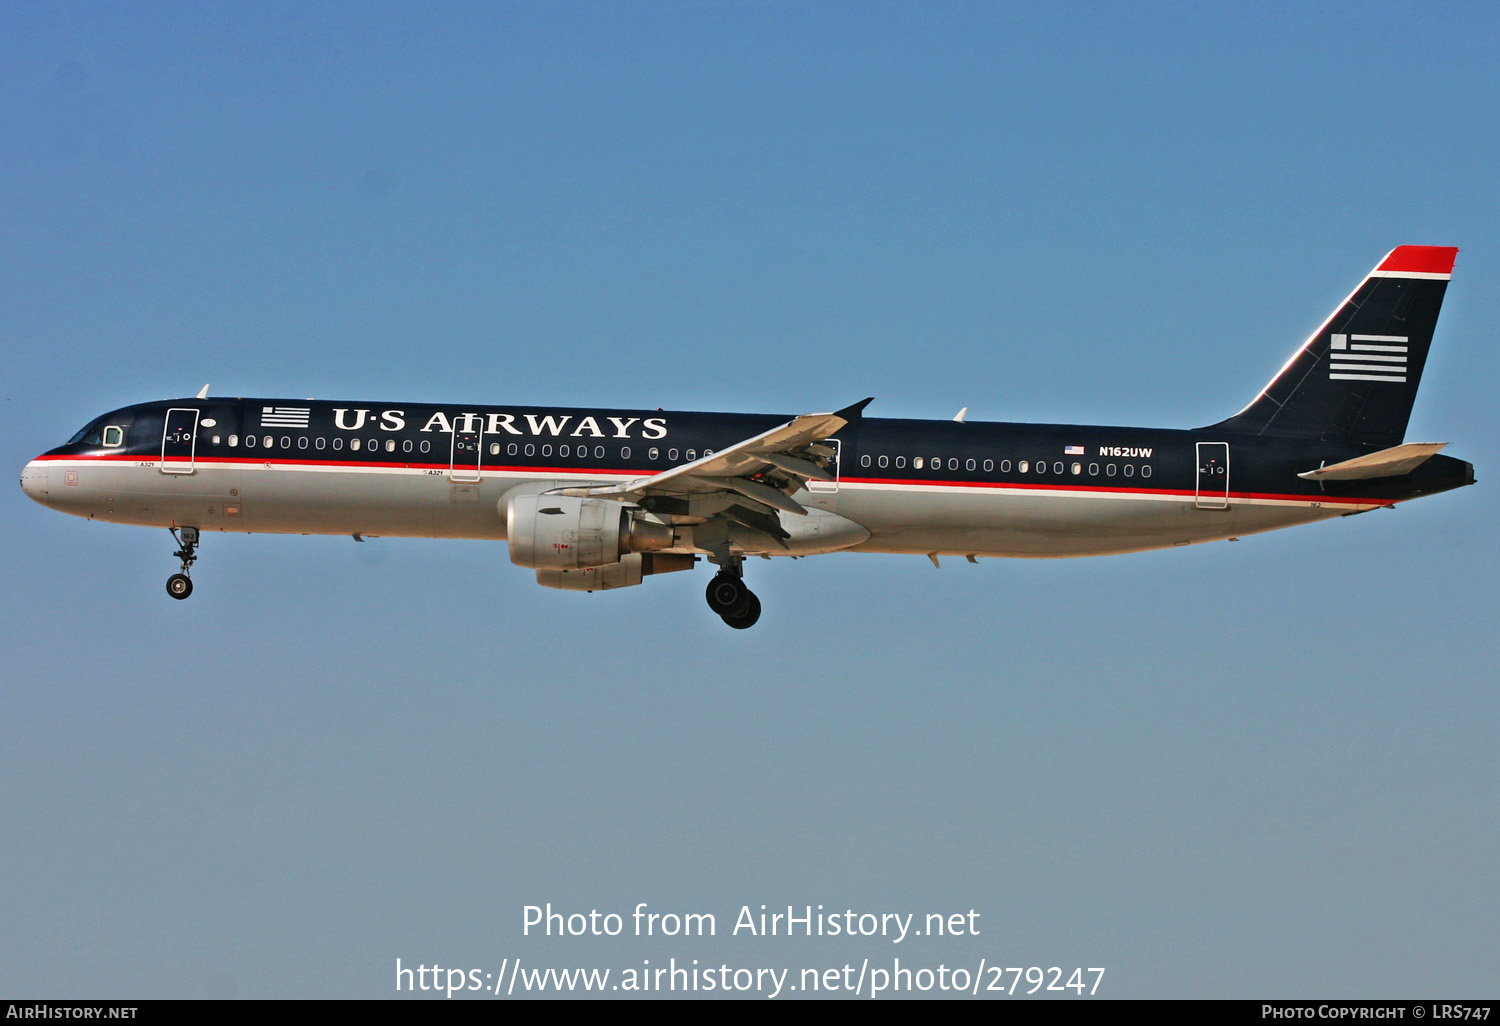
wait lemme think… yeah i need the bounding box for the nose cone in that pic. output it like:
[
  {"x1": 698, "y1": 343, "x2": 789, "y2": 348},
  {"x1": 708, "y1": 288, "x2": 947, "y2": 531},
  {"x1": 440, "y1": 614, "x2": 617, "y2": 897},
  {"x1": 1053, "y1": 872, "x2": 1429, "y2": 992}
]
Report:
[{"x1": 19, "y1": 460, "x2": 49, "y2": 506}]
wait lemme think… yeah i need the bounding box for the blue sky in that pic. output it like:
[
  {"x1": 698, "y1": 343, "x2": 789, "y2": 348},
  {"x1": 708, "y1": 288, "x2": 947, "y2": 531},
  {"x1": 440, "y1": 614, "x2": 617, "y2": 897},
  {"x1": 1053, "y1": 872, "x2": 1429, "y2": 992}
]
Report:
[{"x1": 3, "y1": 1, "x2": 1497, "y2": 999}]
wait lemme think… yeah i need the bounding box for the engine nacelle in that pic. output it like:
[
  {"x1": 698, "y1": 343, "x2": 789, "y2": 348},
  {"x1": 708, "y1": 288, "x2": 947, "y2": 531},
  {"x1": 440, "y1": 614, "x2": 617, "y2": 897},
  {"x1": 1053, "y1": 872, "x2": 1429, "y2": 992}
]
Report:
[{"x1": 507, "y1": 494, "x2": 674, "y2": 570}]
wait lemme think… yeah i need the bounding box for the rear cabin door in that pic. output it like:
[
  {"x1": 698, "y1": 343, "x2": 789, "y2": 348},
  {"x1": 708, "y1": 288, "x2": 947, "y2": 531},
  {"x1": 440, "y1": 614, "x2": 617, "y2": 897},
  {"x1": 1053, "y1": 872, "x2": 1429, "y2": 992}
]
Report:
[
  {"x1": 160, "y1": 408, "x2": 200, "y2": 475},
  {"x1": 1195, "y1": 441, "x2": 1229, "y2": 509}
]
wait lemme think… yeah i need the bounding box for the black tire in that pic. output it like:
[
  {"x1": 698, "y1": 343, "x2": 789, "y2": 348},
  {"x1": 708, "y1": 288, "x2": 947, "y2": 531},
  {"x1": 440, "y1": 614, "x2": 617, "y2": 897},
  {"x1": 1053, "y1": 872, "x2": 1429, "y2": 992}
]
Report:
[
  {"x1": 705, "y1": 573, "x2": 749, "y2": 616},
  {"x1": 166, "y1": 573, "x2": 193, "y2": 600},
  {"x1": 721, "y1": 591, "x2": 761, "y2": 629}
]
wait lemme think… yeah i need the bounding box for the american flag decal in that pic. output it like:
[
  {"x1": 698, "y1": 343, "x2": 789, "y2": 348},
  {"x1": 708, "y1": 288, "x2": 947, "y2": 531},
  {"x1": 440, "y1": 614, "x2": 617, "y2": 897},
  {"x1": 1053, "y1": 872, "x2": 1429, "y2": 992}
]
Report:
[
  {"x1": 1329, "y1": 334, "x2": 1408, "y2": 383},
  {"x1": 1064, "y1": 445, "x2": 1085, "y2": 455},
  {"x1": 260, "y1": 406, "x2": 311, "y2": 428}
]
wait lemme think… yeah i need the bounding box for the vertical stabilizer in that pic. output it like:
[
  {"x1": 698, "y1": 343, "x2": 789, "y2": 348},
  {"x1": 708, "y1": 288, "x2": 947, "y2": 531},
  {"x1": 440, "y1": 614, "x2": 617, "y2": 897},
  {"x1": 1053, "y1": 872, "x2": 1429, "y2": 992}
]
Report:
[{"x1": 1207, "y1": 246, "x2": 1457, "y2": 448}]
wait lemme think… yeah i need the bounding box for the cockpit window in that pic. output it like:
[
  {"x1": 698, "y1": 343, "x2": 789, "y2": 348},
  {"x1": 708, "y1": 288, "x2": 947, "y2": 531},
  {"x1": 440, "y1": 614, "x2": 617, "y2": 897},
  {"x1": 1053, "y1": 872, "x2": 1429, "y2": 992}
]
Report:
[
  {"x1": 68, "y1": 416, "x2": 109, "y2": 446},
  {"x1": 66, "y1": 409, "x2": 136, "y2": 448}
]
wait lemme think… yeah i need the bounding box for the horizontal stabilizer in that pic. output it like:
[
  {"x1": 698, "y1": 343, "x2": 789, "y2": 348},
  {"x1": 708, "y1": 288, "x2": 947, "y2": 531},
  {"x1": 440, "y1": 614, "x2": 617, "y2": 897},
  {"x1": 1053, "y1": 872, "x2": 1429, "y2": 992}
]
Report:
[{"x1": 1297, "y1": 442, "x2": 1447, "y2": 481}]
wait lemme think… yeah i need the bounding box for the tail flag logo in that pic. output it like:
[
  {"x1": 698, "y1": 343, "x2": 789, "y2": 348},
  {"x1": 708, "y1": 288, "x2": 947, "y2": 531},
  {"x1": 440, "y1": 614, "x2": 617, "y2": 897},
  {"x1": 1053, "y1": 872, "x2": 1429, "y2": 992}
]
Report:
[{"x1": 1329, "y1": 334, "x2": 1408, "y2": 383}]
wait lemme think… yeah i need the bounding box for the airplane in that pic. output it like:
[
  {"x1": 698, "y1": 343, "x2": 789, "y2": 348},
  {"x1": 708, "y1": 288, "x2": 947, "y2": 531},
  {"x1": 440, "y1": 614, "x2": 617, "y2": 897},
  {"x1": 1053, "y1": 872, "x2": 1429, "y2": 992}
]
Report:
[{"x1": 19, "y1": 245, "x2": 1473, "y2": 628}]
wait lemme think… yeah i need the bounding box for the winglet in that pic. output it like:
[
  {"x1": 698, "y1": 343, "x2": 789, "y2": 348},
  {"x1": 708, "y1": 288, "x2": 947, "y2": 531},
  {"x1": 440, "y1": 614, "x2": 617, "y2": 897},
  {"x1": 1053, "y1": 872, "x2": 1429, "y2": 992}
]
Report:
[{"x1": 834, "y1": 397, "x2": 874, "y2": 422}]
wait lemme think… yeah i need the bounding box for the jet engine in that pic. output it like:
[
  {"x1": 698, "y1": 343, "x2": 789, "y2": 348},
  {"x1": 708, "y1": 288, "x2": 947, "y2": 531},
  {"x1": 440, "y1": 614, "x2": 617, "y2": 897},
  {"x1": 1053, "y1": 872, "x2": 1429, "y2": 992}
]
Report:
[{"x1": 507, "y1": 494, "x2": 674, "y2": 570}]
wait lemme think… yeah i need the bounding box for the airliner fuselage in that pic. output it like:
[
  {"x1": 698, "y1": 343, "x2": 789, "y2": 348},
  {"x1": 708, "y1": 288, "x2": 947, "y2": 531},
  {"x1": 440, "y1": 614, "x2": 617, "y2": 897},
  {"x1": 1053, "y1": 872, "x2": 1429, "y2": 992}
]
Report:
[{"x1": 19, "y1": 400, "x2": 1472, "y2": 555}]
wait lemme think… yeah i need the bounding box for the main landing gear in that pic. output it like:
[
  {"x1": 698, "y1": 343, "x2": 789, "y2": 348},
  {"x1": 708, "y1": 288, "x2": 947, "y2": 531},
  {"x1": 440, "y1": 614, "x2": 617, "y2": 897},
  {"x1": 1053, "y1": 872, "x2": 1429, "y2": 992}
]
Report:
[
  {"x1": 166, "y1": 526, "x2": 199, "y2": 600},
  {"x1": 705, "y1": 567, "x2": 761, "y2": 630}
]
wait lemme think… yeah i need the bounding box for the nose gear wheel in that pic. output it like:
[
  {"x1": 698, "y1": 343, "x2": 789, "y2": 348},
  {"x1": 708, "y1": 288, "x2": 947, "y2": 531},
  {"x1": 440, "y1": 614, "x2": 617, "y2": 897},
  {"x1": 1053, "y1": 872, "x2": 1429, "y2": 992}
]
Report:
[{"x1": 166, "y1": 527, "x2": 199, "y2": 600}]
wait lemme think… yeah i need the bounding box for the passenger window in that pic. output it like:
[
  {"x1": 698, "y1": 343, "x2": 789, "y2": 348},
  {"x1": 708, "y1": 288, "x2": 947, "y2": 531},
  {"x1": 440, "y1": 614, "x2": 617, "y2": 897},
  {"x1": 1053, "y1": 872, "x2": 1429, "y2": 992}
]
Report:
[
  {"x1": 559, "y1": 444, "x2": 569, "y2": 457},
  {"x1": 490, "y1": 442, "x2": 500, "y2": 456},
  {"x1": 229, "y1": 434, "x2": 239, "y2": 447},
  {"x1": 1123, "y1": 465, "x2": 1135, "y2": 477},
  {"x1": 595, "y1": 446, "x2": 605, "y2": 459},
  {"x1": 686, "y1": 449, "x2": 696, "y2": 461},
  {"x1": 1018, "y1": 460, "x2": 1028, "y2": 472},
  {"x1": 211, "y1": 435, "x2": 221, "y2": 445},
  {"x1": 332, "y1": 437, "x2": 343, "y2": 450},
  {"x1": 316, "y1": 437, "x2": 326, "y2": 450},
  {"x1": 262, "y1": 435, "x2": 272, "y2": 447},
  {"x1": 895, "y1": 456, "x2": 906, "y2": 469},
  {"x1": 1071, "y1": 462, "x2": 1081, "y2": 475},
  {"x1": 385, "y1": 439, "x2": 396, "y2": 453},
  {"x1": 913, "y1": 457, "x2": 925, "y2": 469},
  {"x1": 507, "y1": 443, "x2": 518, "y2": 456},
  {"x1": 245, "y1": 434, "x2": 256, "y2": 448},
  {"x1": 281, "y1": 436, "x2": 291, "y2": 449},
  {"x1": 668, "y1": 448, "x2": 679, "y2": 461},
  {"x1": 860, "y1": 455, "x2": 871, "y2": 468},
  {"x1": 541, "y1": 444, "x2": 552, "y2": 457},
  {"x1": 351, "y1": 439, "x2": 361, "y2": 451},
  {"x1": 525, "y1": 444, "x2": 535, "y2": 457},
  {"x1": 1141, "y1": 465, "x2": 1152, "y2": 478},
  {"x1": 1053, "y1": 462, "x2": 1064, "y2": 474},
  {"x1": 403, "y1": 439, "x2": 413, "y2": 453},
  {"x1": 950, "y1": 458, "x2": 960, "y2": 471},
  {"x1": 621, "y1": 446, "x2": 632, "y2": 460},
  {"x1": 878, "y1": 455, "x2": 888, "y2": 469},
  {"x1": 420, "y1": 440, "x2": 430, "y2": 453},
  {"x1": 1036, "y1": 462, "x2": 1046, "y2": 474},
  {"x1": 1105, "y1": 463, "x2": 1115, "y2": 476},
  {"x1": 966, "y1": 459, "x2": 976, "y2": 471},
  {"x1": 1088, "y1": 462, "x2": 1098, "y2": 475},
  {"x1": 649, "y1": 447, "x2": 659, "y2": 460},
  {"x1": 298, "y1": 437, "x2": 308, "y2": 449},
  {"x1": 1000, "y1": 459, "x2": 1010, "y2": 472}
]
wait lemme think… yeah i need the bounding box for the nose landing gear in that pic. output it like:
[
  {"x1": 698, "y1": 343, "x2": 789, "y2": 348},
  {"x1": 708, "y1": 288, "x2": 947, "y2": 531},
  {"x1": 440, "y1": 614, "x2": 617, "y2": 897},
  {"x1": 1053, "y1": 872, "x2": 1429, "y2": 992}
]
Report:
[
  {"x1": 166, "y1": 526, "x2": 199, "y2": 600},
  {"x1": 705, "y1": 566, "x2": 761, "y2": 629}
]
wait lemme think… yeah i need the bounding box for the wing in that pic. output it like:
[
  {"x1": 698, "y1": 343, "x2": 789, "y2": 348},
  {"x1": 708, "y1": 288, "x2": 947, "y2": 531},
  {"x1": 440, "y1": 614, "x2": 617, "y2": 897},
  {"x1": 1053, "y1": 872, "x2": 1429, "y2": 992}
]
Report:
[{"x1": 558, "y1": 398, "x2": 872, "y2": 546}]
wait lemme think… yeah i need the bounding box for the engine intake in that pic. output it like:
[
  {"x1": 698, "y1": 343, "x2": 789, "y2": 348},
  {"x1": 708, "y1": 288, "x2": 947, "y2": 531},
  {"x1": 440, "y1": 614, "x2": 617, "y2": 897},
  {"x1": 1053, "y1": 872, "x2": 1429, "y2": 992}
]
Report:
[{"x1": 507, "y1": 494, "x2": 673, "y2": 570}]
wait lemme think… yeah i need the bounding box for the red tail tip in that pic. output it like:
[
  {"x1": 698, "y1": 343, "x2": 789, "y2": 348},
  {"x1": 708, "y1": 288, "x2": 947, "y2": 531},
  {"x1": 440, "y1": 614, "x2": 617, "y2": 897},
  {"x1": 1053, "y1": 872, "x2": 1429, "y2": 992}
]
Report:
[{"x1": 1378, "y1": 245, "x2": 1459, "y2": 275}]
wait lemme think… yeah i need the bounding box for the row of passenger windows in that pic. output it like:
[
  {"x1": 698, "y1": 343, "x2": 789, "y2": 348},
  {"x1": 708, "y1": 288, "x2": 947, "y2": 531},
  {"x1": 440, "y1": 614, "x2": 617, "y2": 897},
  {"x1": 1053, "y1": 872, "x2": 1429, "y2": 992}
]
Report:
[
  {"x1": 858, "y1": 454, "x2": 1153, "y2": 478},
  {"x1": 207, "y1": 434, "x2": 711, "y2": 463},
  {"x1": 200, "y1": 434, "x2": 1150, "y2": 479},
  {"x1": 217, "y1": 434, "x2": 433, "y2": 454},
  {"x1": 492, "y1": 443, "x2": 713, "y2": 462}
]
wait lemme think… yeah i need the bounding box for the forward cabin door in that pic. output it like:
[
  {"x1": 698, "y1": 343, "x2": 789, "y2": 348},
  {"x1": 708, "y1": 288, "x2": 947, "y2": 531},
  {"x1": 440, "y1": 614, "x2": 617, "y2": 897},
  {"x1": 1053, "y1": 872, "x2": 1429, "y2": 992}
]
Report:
[
  {"x1": 450, "y1": 419, "x2": 483, "y2": 483},
  {"x1": 1195, "y1": 441, "x2": 1229, "y2": 509},
  {"x1": 160, "y1": 408, "x2": 200, "y2": 475}
]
